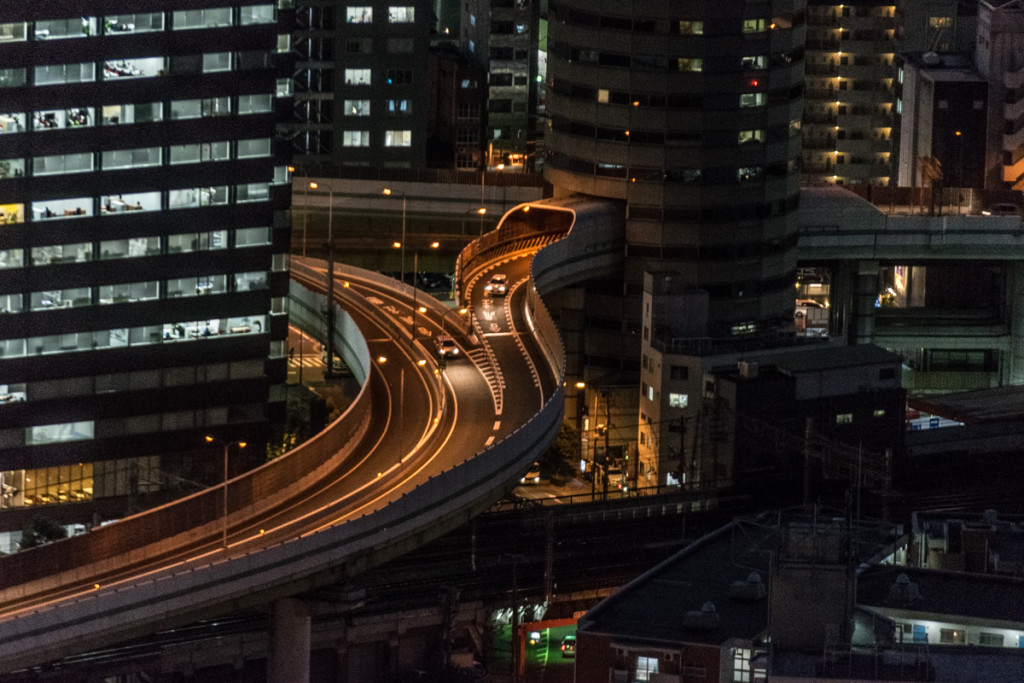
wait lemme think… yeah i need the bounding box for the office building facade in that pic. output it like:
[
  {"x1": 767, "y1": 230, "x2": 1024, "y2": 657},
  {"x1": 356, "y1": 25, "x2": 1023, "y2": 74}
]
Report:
[
  {"x1": 0, "y1": 2, "x2": 294, "y2": 537},
  {"x1": 545, "y1": 0, "x2": 806, "y2": 347}
]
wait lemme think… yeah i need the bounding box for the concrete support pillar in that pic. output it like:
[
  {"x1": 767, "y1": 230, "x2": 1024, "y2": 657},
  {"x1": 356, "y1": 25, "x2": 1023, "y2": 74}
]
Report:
[
  {"x1": 1007, "y1": 261, "x2": 1024, "y2": 385},
  {"x1": 268, "y1": 598, "x2": 311, "y2": 683},
  {"x1": 851, "y1": 260, "x2": 879, "y2": 346},
  {"x1": 333, "y1": 624, "x2": 349, "y2": 683}
]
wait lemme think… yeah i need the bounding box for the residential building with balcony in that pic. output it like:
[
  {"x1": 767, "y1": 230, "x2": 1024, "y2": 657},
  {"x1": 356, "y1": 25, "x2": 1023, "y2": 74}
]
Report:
[{"x1": 803, "y1": 0, "x2": 898, "y2": 187}]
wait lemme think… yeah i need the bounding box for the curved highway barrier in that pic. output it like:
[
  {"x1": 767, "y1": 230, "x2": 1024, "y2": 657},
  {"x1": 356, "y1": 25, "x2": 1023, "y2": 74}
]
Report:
[{"x1": 0, "y1": 241, "x2": 568, "y2": 672}]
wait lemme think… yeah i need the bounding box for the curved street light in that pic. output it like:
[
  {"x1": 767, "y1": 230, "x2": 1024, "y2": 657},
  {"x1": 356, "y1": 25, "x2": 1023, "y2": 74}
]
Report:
[{"x1": 204, "y1": 436, "x2": 247, "y2": 548}]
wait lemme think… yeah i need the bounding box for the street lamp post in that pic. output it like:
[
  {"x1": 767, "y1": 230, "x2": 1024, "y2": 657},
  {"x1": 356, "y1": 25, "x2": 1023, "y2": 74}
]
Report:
[
  {"x1": 382, "y1": 188, "x2": 407, "y2": 285},
  {"x1": 204, "y1": 435, "x2": 247, "y2": 549},
  {"x1": 310, "y1": 181, "x2": 336, "y2": 378}
]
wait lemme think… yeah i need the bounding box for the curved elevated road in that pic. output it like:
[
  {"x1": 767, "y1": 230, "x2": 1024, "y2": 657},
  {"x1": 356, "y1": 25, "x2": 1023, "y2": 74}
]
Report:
[{"x1": 0, "y1": 218, "x2": 570, "y2": 672}]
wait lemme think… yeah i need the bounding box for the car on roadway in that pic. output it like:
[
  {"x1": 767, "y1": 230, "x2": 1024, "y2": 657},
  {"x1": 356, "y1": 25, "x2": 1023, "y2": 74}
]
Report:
[
  {"x1": 485, "y1": 273, "x2": 508, "y2": 297},
  {"x1": 560, "y1": 634, "x2": 577, "y2": 658},
  {"x1": 434, "y1": 334, "x2": 459, "y2": 359},
  {"x1": 982, "y1": 203, "x2": 1021, "y2": 216},
  {"x1": 520, "y1": 462, "x2": 542, "y2": 485},
  {"x1": 605, "y1": 466, "x2": 626, "y2": 491}
]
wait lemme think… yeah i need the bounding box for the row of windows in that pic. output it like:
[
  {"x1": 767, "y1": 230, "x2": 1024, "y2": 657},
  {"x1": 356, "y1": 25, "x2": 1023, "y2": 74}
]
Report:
[
  {"x1": 0, "y1": 51, "x2": 276, "y2": 88},
  {"x1": 345, "y1": 6, "x2": 416, "y2": 23},
  {"x1": 0, "y1": 179, "x2": 284, "y2": 225},
  {"x1": 343, "y1": 68, "x2": 414, "y2": 86},
  {"x1": 0, "y1": 95, "x2": 273, "y2": 137},
  {"x1": 342, "y1": 130, "x2": 413, "y2": 147},
  {"x1": 548, "y1": 2, "x2": 803, "y2": 35},
  {"x1": 4, "y1": 271, "x2": 268, "y2": 315},
  {"x1": 0, "y1": 228, "x2": 270, "y2": 273},
  {"x1": 4, "y1": 140, "x2": 271, "y2": 179},
  {"x1": 550, "y1": 114, "x2": 792, "y2": 147},
  {"x1": 0, "y1": 314, "x2": 274, "y2": 361},
  {"x1": 558, "y1": 42, "x2": 772, "y2": 74},
  {"x1": 1, "y1": 400, "x2": 255, "y2": 451},
  {"x1": 550, "y1": 77, "x2": 804, "y2": 113},
  {"x1": 342, "y1": 99, "x2": 413, "y2": 116},
  {"x1": 0, "y1": 6, "x2": 276, "y2": 43}
]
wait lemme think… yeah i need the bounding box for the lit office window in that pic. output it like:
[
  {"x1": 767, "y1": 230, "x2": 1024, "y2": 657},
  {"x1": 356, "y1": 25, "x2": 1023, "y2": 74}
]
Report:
[
  {"x1": 35, "y1": 62, "x2": 96, "y2": 85},
  {"x1": 742, "y1": 18, "x2": 766, "y2": 33},
  {"x1": 677, "y1": 20, "x2": 703, "y2": 34},
  {"x1": 238, "y1": 94, "x2": 273, "y2": 114},
  {"x1": 32, "y1": 199, "x2": 93, "y2": 220},
  {"x1": 0, "y1": 22, "x2": 28, "y2": 42},
  {"x1": 737, "y1": 166, "x2": 762, "y2": 181},
  {"x1": 167, "y1": 230, "x2": 227, "y2": 253},
  {"x1": 103, "y1": 13, "x2": 165, "y2": 34},
  {"x1": 344, "y1": 100, "x2": 371, "y2": 116},
  {"x1": 170, "y1": 97, "x2": 230, "y2": 120},
  {"x1": 170, "y1": 141, "x2": 230, "y2": 164},
  {"x1": 388, "y1": 7, "x2": 415, "y2": 22},
  {"x1": 387, "y1": 99, "x2": 411, "y2": 114},
  {"x1": 34, "y1": 17, "x2": 98, "y2": 40},
  {"x1": 33, "y1": 152, "x2": 94, "y2": 176},
  {"x1": 739, "y1": 92, "x2": 765, "y2": 107},
  {"x1": 32, "y1": 107, "x2": 93, "y2": 130},
  {"x1": 636, "y1": 656, "x2": 659, "y2": 682},
  {"x1": 30, "y1": 287, "x2": 91, "y2": 311},
  {"x1": 100, "y1": 192, "x2": 160, "y2": 214},
  {"x1": 342, "y1": 130, "x2": 370, "y2": 146},
  {"x1": 0, "y1": 68, "x2": 27, "y2": 87},
  {"x1": 344, "y1": 68, "x2": 371, "y2": 85},
  {"x1": 346, "y1": 6, "x2": 373, "y2": 22},
  {"x1": 0, "y1": 249, "x2": 24, "y2": 269},
  {"x1": 235, "y1": 271, "x2": 269, "y2": 290},
  {"x1": 168, "y1": 187, "x2": 228, "y2": 209},
  {"x1": 0, "y1": 113, "x2": 26, "y2": 133},
  {"x1": 173, "y1": 8, "x2": 233, "y2": 30},
  {"x1": 26, "y1": 421, "x2": 95, "y2": 445},
  {"x1": 738, "y1": 129, "x2": 765, "y2": 144},
  {"x1": 237, "y1": 138, "x2": 272, "y2": 158},
  {"x1": 101, "y1": 147, "x2": 162, "y2": 170},
  {"x1": 0, "y1": 202, "x2": 24, "y2": 223},
  {"x1": 240, "y1": 4, "x2": 276, "y2": 24},
  {"x1": 30, "y1": 243, "x2": 92, "y2": 265},
  {"x1": 102, "y1": 102, "x2": 163, "y2": 125},
  {"x1": 99, "y1": 237, "x2": 161, "y2": 260},
  {"x1": 203, "y1": 52, "x2": 232, "y2": 72},
  {"x1": 276, "y1": 78, "x2": 293, "y2": 97},
  {"x1": 384, "y1": 130, "x2": 412, "y2": 147},
  {"x1": 742, "y1": 55, "x2": 768, "y2": 69},
  {"x1": 236, "y1": 183, "x2": 270, "y2": 202},
  {"x1": 103, "y1": 57, "x2": 164, "y2": 79},
  {"x1": 0, "y1": 338, "x2": 25, "y2": 356},
  {"x1": 236, "y1": 227, "x2": 271, "y2": 246},
  {"x1": 165, "y1": 275, "x2": 228, "y2": 299},
  {"x1": 0, "y1": 159, "x2": 25, "y2": 179},
  {"x1": 677, "y1": 58, "x2": 702, "y2": 72}
]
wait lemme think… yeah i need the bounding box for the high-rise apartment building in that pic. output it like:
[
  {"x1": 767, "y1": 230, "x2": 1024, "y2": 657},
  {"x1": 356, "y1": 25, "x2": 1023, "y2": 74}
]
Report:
[
  {"x1": 0, "y1": 2, "x2": 293, "y2": 538},
  {"x1": 802, "y1": 0, "x2": 898, "y2": 187},
  {"x1": 546, "y1": 0, "x2": 806, "y2": 343}
]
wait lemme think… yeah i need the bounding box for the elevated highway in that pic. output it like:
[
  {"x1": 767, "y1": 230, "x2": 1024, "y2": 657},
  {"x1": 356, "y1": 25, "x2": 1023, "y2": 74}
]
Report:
[{"x1": 0, "y1": 211, "x2": 575, "y2": 674}]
